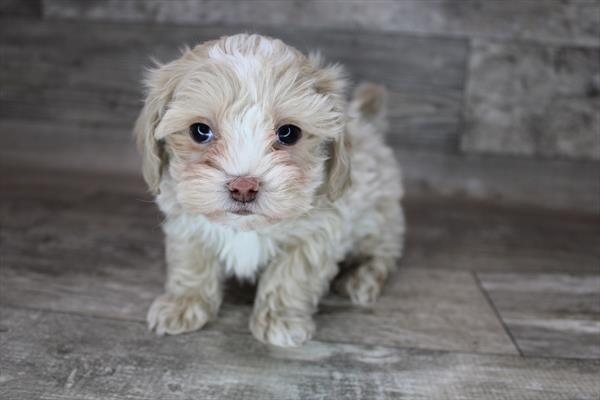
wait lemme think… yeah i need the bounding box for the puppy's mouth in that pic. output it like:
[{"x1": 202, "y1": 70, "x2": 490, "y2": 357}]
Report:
[
  {"x1": 228, "y1": 203, "x2": 256, "y2": 216},
  {"x1": 231, "y1": 209, "x2": 254, "y2": 216}
]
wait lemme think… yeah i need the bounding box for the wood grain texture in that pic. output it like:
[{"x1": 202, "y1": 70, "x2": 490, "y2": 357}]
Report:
[
  {"x1": 1, "y1": 306, "x2": 599, "y2": 400},
  {"x1": 403, "y1": 195, "x2": 600, "y2": 274},
  {"x1": 0, "y1": 17, "x2": 467, "y2": 151},
  {"x1": 0, "y1": 173, "x2": 517, "y2": 354},
  {"x1": 396, "y1": 149, "x2": 600, "y2": 215},
  {"x1": 320, "y1": 269, "x2": 517, "y2": 354},
  {"x1": 1, "y1": 120, "x2": 142, "y2": 175},
  {"x1": 42, "y1": 0, "x2": 600, "y2": 47},
  {"x1": 0, "y1": 0, "x2": 40, "y2": 17},
  {"x1": 478, "y1": 272, "x2": 600, "y2": 359}
]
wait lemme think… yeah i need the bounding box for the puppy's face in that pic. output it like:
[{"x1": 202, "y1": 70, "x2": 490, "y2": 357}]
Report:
[{"x1": 136, "y1": 35, "x2": 350, "y2": 229}]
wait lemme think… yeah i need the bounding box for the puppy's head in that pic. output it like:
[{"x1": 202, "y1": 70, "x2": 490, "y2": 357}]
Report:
[{"x1": 135, "y1": 34, "x2": 350, "y2": 229}]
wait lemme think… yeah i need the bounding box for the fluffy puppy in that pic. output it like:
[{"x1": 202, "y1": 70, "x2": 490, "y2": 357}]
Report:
[{"x1": 135, "y1": 34, "x2": 405, "y2": 347}]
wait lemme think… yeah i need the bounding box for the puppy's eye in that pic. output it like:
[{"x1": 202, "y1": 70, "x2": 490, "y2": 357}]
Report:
[
  {"x1": 276, "y1": 124, "x2": 302, "y2": 145},
  {"x1": 190, "y1": 123, "x2": 214, "y2": 144}
]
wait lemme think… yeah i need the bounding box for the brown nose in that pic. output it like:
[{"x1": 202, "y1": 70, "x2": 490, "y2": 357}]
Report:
[{"x1": 228, "y1": 176, "x2": 260, "y2": 203}]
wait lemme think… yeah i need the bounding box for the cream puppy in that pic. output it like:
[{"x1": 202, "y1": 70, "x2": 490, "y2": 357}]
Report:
[{"x1": 136, "y1": 34, "x2": 405, "y2": 347}]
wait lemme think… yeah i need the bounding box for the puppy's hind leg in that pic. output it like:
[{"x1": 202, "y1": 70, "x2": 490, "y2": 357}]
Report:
[
  {"x1": 335, "y1": 256, "x2": 395, "y2": 306},
  {"x1": 335, "y1": 201, "x2": 405, "y2": 305}
]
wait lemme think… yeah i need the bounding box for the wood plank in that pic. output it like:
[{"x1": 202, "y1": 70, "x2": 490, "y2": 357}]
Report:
[
  {"x1": 1, "y1": 306, "x2": 599, "y2": 400},
  {"x1": 1, "y1": 120, "x2": 142, "y2": 175},
  {"x1": 0, "y1": 162, "x2": 147, "y2": 196},
  {"x1": 0, "y1": 165, "x2": 115, "y2": 229},
  {"x1": 0, "y1": 17, "x2": 467, "y2": 151},
  {"x1": 396, "y1": 148, "x2": 600, "y2": 215},
  {"x1": 320, "y1": 269, "x2": 517, "y2": 354},
  {"x1": 0, "y1": 173, "x2": 518, "y2": 355},
  {"x1": 478, "y1": 272, "x2": 600, "y2": 359},
  {"x1": 0, "y1": 0, "x2": 40, "y2": 17},
  {"x1": 402, "y1": 195, "x2": 600, "y2": 274},
  {"x1": 42, "y1": 0, "x2": 600, "y2": 47}
]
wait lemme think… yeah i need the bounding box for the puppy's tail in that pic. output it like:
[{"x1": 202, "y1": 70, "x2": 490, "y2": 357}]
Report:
[{"x1": 349, "y1": 82, "x2": 388, "y2": 135}]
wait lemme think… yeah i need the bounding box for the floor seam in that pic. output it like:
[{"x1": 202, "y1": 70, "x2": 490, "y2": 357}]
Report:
[{"x1": 472, "y1": 270, "x2": 524, "y2": 357}]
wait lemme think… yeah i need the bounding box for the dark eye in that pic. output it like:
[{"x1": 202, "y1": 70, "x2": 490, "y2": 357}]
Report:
[
  {"x1": 276, "y1": 124, "x2": 302, "y2": 145},
  {"x1": 189, "y1": 123, "x2": 214, "y2": 144}
]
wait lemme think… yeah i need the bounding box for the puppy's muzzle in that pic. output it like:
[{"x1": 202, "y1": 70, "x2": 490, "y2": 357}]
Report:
[{"x1": 228, "y1": 176, "x2": 260, "y2": 203}]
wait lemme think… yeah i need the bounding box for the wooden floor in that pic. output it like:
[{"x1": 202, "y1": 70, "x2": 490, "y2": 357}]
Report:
[{"x1": 1, "y1": 165, "x2": 599, "y2": 399}]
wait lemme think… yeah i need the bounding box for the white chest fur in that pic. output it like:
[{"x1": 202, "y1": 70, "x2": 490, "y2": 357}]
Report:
[
  {"x1": 163, "y1": 213, "x2": 277, "y2": 280},
  {"x1": 217, "y1": 228, "x2": 276, "y2": 280}
]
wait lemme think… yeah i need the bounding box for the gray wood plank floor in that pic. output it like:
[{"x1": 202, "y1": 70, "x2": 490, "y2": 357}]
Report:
[
  {"x1": 2, "y1": 306, "x2": 599, "y2": 400},
  {"x1": 1, "y1": 166, "x2": 599, "y2": 399}
]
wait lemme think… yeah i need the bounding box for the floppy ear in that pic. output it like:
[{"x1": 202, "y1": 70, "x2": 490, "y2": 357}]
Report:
[
  {"x1": 325, "y1": 130, "x2": 352, "y2": 201},
  {"x1": 134, "y1": 54, "x2": 191, "y2": 194},
  {"x1": 134, "y1": 85, "x2": 166, "y2": 195},
  {"x1": 309, "y1": 52, "x2": 351, "y2": 201}
]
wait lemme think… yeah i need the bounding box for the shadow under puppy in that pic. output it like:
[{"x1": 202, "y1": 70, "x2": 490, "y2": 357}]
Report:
[{"x1": 135, "y1": 34, "x2": 405, "y2": 347}]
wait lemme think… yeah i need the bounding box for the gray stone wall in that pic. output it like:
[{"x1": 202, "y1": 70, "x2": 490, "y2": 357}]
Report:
[
  {"x1": 464, "y1": 40, "x2": 600, "y2": 160},
  {"x1": 1, "y1": 0, "x2": 599, "y2": 211}
]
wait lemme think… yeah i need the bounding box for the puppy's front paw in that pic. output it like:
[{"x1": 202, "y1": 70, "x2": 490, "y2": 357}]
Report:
[
  {"x1": 249, "y1": 305, "x2": 315, "y2": 347},
  {"x1": 147, "y1": 293, "x2": 211, "y2": 335}
]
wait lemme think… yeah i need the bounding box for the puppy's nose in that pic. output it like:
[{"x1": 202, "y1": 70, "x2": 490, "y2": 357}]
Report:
[{"x1": 228, "y1": 176, "x2": 260, "y2": 203}]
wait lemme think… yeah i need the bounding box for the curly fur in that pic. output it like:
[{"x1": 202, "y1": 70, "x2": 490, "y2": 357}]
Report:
[{"x1": 136, "y1": 34, "x2": 405, "y2": 347}]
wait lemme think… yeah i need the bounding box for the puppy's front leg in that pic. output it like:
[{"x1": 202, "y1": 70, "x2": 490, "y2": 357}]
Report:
[
  {"x1": 148, "y1": 236, "x2": 223, "y2": 335},
  {"x1": 250, "y1": 242, "x2": 338, "y2": 347}
]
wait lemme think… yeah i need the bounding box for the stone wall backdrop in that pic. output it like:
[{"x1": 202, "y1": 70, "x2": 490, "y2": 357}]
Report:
[{"x1": 1, "y1": 0, "x2": 599, "y2": 212}]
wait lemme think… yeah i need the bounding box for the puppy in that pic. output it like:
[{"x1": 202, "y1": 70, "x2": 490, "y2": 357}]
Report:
[{"x1": 135, "y1": 34, "x2": 405, "y2": 347}]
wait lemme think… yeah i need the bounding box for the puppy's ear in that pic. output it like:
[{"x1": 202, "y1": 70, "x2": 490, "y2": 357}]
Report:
[
  {"x1": 134, "y1": 52, "x2": 193, "y2": 194},
  {"x1": 325, "y1": 131, "x2": 352, "y2": 201},
  {"x1": 309, "y1": 52, "x2": 347, "y2": 98},
  {"x1": 134, "y1": 81, "x2": 165, "y2": 194},
  {"x1": 309, "y1": 52, "x2": 351, "y2": 201}
]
